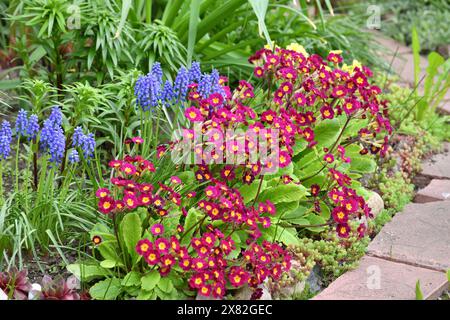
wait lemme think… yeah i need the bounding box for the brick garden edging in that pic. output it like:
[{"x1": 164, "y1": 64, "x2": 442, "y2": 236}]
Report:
[{"x1": 313, "y1": 144, "x2": 450, "y2": 300}]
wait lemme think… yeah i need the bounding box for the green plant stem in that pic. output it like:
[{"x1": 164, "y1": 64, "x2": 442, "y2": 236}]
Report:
[
  {"x1": 112, "y1": 213, "x2": 128, "y2": 272},
  {"x1": 0, "y1": 161, "x2": 3, "y2": 206},
  {"x1": 14, "y1": 137, "x2": 20, "y2": 192},
  {"x1": 252, "y1": 175, "x2": 264, "y2": 206},
  {"x1": 32, "y1": 139, "x2": 38, "y2": 191}
]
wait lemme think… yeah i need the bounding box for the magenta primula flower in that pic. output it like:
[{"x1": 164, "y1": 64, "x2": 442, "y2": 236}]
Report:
[
  {"x1": 151, "y1": 223, "x2": 164, "y2": 236},
  {"x1": 95, "y1": 188, "x2": 110, "y2": 199},
  {"x1": 332, "y1": 206, "x2": 348, "y2": 224},
  {"x1": 185, "y1": 107, "x2": 204, "y2": 122},
  {"x1": 136, "y1": 239, "x2": 152, "y2": 255}
]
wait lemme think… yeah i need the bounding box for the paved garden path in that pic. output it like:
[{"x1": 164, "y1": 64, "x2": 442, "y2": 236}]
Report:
[{"x1": 313, "y1": 35, "x2": 449, "y2": 299}]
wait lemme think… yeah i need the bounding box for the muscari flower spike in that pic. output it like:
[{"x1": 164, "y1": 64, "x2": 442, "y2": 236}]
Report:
[
  {"x1": 72, "y1": 126, "x2": 96, "y2": 159},
  {"x1": 151, "y1": 62, "x2": 163, "y2": 84},
  {"x1": 15, "y1": 109, "x2": 28, "y2": 136},
  {"x1": 188, "y1": 61, "x2": 202, "y2": 82},
  {"x1": 173, "y1": 67, "x2": 189, "y2": 103},
  {"x1": 0, "y1": 120, "x2": 13, "y2": 160},
  {"x1": 68, "y1": 149, "x2": 80, "y2": 164},
  {"x1": 48, "y1": 106, "x2": 63, "y2": 126},
  {"x1": 134, "y1": 73, "x2": 161, "y2": 111},
  {"x1": 26, "y1": 114, "x2": 40, "y2": 140},
  {"x1": 40, "y1": 118, "x2": 66, "y2": 164}
]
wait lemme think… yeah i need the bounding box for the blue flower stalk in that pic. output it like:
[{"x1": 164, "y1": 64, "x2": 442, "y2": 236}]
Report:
[
  {"x1": 72, "y1": 126, "x2": 96, "y2": 160},
  {"x1": 0, "y1": 120, "x2": 12, "y2": 204}
]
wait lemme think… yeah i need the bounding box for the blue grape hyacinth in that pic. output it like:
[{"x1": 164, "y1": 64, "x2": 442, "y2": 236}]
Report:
[
  {"x1": 68, "y1": 149, "x2": 80, "y2": 164},
  {"x1": 15, "y1": 109, "x2": 28, "y2": 136},
  {"x1": 72, "y1": 126, "x2": 96, "y2": 159},
  {"x1": 40, "y1": 118, "x2": 66, "y2": 164},
  {"x1": 0, "y1": 120, "x2": 12, "y2": 160},
  {"x1": 188, "y1": 61, "x2": 202, "y2": 82},
  {"x1": 26, "y1": 114, "x2": 40, "y2": 140},
  {"x1": 134, "y1": 73, "x2": 161, "y2": 111}
]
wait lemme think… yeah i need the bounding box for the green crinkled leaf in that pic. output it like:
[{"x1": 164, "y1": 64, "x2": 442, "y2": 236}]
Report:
[
  {"x1": 349, "y1": 156, "x2": 377, "y2": 173},
  {"x1": 273, "y1": 162, "x2": 294, "y2": 177},
  {"x1": 305, "y1": 214, "x2": 327, "y2": 232},
  {"x1": 122, "y1": 271, "x2": 141, "y2": 287},
  {"x1": 182, "y1": 208, "x2": 203, "y2": 245},
  {"x1": 282, "y1": 205, "x2": 308, "y2": 221},
  {"x1": 100, "y1": 259, "x2": 118, "y2": 269},
  {"x1": 89, "y1": 278, "x2": 122, "y2": 300},
  {"x1": 239, "y1": 179, "x2": 267, "y2": 204},
  {"x1": 292, "y1": 138, "x2": 308, "y2": 155},
  {"x1": 157, "y1": 277, "x2": 174, "y2": 293},
  {"x1": 271, "y1": 227, "x2": 300, "y2": 245},
  {"x1": 136, "y1": 290, "x2": 156, "y2": 300},
  {"x1": 319, "y1": 202, "x2": 331, "y2": 220},
  {"x1": 141, "y1": 270, "x2": 161, "y2": 291},
  {"x1": 120, "y1": 212, "x2": 142, "y2": 264},
  {"x1": 67, "y1": 264, "x2": 111, "y2": 282},
  {"x1": 275, "y1": 200, "x2": 300, "y2": 216},
  {"x1": 314, "y1": 118, "x2": 341, "y2": 148},
  {"x1": 258, "y1": 184, "x2": 307, "y2": 204}
]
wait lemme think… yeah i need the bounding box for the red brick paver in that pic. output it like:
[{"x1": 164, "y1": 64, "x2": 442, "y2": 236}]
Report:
[
  {"x1": 367, "y1": 202, "x2": 450, "y2": 272},
  {"x1": 313, "y1": 256, "x2": 447, "y2": 300},
  {"x1": 415, "y1": 179, "x2": 450, "y2": 203}
]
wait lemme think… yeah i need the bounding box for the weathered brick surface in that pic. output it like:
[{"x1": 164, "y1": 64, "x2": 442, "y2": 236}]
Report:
[
  {"x1": 367, "y1": 202, "x2": 450, "y2": 272},
  {"x1": 313, "y1": 256, "x2": 447, "y2": 300},
  {"x1": 421, "y1": 144, "x2": 450, "y2": 179},
  {"x1": 415, "y1": 179, "x2": 450, "y2": 203}
]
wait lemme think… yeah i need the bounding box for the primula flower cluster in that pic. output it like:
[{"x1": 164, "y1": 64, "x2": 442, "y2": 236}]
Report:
[
  {"x1": 165, "y1": 45, "x2": 391, "y2": 238},
  {"x1": 96, "y1": 138, "x2": 291, "y2": 298}
]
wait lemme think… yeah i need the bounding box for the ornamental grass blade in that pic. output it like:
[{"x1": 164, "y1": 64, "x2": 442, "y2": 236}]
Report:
[
  {"x1": 187, "y1": 0, "x2": 201, "y2": 66},
  {"x1": 248, "y1": 0, "x2": 272, "y2": 47},
  {"x1": 115, "y1": 0, "x2": 132, "y2": 39}
]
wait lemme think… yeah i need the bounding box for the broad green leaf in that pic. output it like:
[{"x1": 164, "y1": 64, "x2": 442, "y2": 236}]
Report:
[
  {"x1": 349, "y1": 157, "x2": 377, "y2": 173},
  {"x1": 314, "y1": 118, "x2": 341, "y2": 148},
  {"x1": 275, "y1": 200, "x2": 300, "y2": 216},
  {"x1": 136, "y1": 290, "x2": 156, "y2": 300},
  {"x1": 89, "y1": 278, "x2": 122, "y2": 300},
  {"x1": 100, "y1": 260, "x2": 118, "y2": 269},
  {"x1": 141, "y1": 271, "x2": 161, "y2": 291},
  {"x1": 122, "y1": 271, "x2": 141, "y2": 287},
  {"x1": 157, "y1": 277, "x2": 174, "y2": 293},
  {"x1": 67, "y1": 264, "x2": 110, "y2": 282},
  {"x1": 181, "y1": 208, "x2": 203, "y2": 245},
  {"x1": 283, "y1": 205, "x2": 308, "y2": 222},
  {"x1": 120, "y1": 212, "x2": 142, "y2": 264},
  {"x1": 239, "y1": 179, "x2": 267, "y2": 204},
  {"x1": 258, "y1": 184, "x2": 307, "y2": 204},
  {"x1": 305, "y1": 214, "x2": 327, "y2": 232}
]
